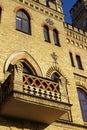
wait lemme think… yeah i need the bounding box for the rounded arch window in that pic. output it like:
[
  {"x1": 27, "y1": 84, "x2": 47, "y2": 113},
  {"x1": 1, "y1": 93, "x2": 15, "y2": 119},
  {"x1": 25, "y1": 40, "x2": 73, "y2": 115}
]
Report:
[
  {"x1": 53, "y1": 29, "x2": 60, "y2": 46},
  {"x1": 43, "y1": 25, "x2": 50, "y2": 42},
  {"x1": 77, "y1": 88, "x2": 87, "y2": 121},
  {"x1": 16, "y1": 9, "x2": 31, "y2": 34}
]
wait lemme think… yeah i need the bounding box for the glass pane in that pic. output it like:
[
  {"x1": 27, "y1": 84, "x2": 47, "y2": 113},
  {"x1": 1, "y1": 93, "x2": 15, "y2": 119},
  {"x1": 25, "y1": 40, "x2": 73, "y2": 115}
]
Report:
[
  {"x1": 23, "y1": 63, "x2": 33, "y2": 75},
  {"x1": 16, "y1": 17, "x2": 21, "y2": 30},
  {"x1": 53, "y1": 31, "x2": 58, "y2": 44},
  {"x1": 51, "y1": 72, "x2": 59, "y2": 82},
  {"x1": 78, "y1": 89, "x2": 87, "y2": 121},
  {"x1": 23, "y1": 20, "x2": 29, "y2": 33},
  {"x1": 44, "y1": 28, "x2": 49, "y2": 41},
  {"x1": 16, "y1": 11, "x2": 22, "y2": 17},
  {"x1": 23, "y1": 12, "x2": 28, "y2": 20}
]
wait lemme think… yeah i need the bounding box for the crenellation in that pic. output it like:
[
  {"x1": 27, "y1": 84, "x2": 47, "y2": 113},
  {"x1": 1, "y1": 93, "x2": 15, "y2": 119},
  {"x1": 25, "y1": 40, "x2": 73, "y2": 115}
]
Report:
[{"x1": 64, "y1": 22, "x2": 87, "y2": 44}]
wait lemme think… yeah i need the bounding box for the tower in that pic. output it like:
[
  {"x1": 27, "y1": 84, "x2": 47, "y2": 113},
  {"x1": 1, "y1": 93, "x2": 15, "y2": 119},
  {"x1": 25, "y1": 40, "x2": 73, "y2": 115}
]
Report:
[{"x1": 70, "y1": 0, "x2": 87, "y2": 31}]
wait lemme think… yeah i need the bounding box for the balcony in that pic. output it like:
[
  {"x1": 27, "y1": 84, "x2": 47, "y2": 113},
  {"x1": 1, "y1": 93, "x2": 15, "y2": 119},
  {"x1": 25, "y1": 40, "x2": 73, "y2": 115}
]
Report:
[{"x1": 0, "y1": 64, "x2": 72, "y2": 125}]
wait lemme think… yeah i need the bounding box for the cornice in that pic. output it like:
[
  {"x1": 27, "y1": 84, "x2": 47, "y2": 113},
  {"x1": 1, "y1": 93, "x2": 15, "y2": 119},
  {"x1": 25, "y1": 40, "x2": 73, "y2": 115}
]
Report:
[{"x1": 13, "y1": 0, "x2": 64, "y2": 22}]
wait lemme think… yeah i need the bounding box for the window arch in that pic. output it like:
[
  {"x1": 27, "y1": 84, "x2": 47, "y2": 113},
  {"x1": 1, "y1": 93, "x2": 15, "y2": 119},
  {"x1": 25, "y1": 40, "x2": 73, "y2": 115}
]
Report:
[
  {"x1": 53, "y1": 29, "x2": 60, "y2": 46},
  {"x1": 43, "y1": 25, "x2": 50, "y2": 42},
  {"x1": 77, "y1": 88, "x2": 87, "y2": 121},
  {"x1": 16, "y1": 9, "x2": 31, "y2": 34}
]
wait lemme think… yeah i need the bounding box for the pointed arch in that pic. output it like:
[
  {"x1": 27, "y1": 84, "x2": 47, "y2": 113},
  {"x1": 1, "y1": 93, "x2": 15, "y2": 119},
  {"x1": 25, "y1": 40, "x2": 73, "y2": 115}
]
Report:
[{"x1": 4, "y1": 51, "x2": 43, "y2": 76}]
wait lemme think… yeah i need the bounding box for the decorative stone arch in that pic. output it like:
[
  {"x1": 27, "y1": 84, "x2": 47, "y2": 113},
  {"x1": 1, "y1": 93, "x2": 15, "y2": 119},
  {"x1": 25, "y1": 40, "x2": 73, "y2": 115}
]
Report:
[
  {"x1": 14, "y1": 6, "x2": 33, "y2": 20},
  {"x1": 46, "y1": 66, "x2": 67, "y2": 79},
  {"x1": 4, "y1": 51, "x2": 43, "y2": 76}
]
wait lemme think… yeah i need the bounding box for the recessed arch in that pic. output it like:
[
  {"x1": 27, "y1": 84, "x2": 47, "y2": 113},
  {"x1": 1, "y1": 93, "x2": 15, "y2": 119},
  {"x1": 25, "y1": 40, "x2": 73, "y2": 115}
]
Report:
[{"x1": 4, "y1": 51, "x2": 43, "y2": 76}]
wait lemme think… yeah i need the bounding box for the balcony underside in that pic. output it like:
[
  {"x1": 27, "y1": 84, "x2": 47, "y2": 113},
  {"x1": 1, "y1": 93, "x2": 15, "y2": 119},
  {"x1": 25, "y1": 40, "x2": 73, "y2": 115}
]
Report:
[{"x1": 0, "y1": 91, "x2": 70, "y2": 124}]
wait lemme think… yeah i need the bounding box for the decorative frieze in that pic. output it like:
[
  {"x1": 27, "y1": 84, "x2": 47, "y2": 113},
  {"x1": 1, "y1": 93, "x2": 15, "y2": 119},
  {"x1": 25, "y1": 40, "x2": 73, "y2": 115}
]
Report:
[
  {"x1": 66, "y1": 38, "x2": 87, "y2": 51},
  {"x1": 13, "y1": 0, "x2": 63, "y2": 22}
]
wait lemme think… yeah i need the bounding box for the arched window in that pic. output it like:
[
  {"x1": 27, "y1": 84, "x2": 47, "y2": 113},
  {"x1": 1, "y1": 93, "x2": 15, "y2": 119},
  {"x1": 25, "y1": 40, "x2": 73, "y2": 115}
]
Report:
[
  {"x1": 16, "y1": 9, "x2": 31, "y2": 34},
  {"x1": 51, "y1": 72, "x2": 60, "y2": 82},
  {"x1": 53, "y1": 29, "x2": 60, "y2": 46},
  {"x1": 0, "y1": 7, "x2": 2, "y2": 23},
  {"x1": 77, "y1": 88, "x2": 87, "y2": 121},
  {"x1": 43, "y1": 25, "x2": 50, "y2": 42}
]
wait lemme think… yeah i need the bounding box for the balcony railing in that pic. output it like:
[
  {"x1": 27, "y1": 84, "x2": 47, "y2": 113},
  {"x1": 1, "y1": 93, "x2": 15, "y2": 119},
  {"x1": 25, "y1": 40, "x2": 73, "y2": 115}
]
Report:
[
  {"x1": 23, "y1": 74, "x2": 61, "y2": 101},
  {"x1": 1, "y1": 72, "x2": 68, "y2": 104},
  {"x1": 0, "y1": 71, "x2": 71, "y2": 123}
]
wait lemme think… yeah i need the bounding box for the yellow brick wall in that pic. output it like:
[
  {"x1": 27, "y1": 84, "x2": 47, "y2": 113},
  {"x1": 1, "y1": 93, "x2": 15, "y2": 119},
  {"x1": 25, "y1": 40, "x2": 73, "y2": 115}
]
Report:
[{"x1": 0, "y1": 0, "x2": 87, "y2": 129}]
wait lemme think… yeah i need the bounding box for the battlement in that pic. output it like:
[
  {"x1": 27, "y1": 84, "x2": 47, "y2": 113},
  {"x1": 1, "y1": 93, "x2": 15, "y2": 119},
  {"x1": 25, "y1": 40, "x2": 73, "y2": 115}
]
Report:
[
  {"x1": 64, "y1": 22, "x2": 87, "y2": 51},
  {"x1": 64, "y1": 22, "x2": 87, "y2": 36}
]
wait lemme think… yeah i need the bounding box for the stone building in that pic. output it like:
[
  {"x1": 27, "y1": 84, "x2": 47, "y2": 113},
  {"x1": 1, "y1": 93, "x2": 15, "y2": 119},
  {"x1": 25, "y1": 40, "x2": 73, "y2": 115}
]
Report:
[{"x1": 0, "y1": 0, "x2": 87, "y2": 129}]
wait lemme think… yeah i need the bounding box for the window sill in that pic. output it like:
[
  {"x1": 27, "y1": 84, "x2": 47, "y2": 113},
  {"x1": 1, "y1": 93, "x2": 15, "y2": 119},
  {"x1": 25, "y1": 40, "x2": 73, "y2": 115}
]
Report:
[
  {"x1": 44, "y1": 40, "x2": 51, "y2": 43},
  {"x1": 16, "y1": 29, "x2": 31, "y2": 35},
  {"x1": 55, "y1": 43, "x2": 61, "y2": 47}
]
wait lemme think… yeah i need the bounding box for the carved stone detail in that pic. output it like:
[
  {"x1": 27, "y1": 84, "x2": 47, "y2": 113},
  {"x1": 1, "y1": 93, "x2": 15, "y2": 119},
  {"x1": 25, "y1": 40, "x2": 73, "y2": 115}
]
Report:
[{"x1": 45, "y1": 18, "x2": 54, "y2": 25}]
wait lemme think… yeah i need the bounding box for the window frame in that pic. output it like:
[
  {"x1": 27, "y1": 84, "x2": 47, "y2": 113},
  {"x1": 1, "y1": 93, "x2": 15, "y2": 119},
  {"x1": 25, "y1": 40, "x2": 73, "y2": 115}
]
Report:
[
  {"x1": 76, "y1": 55, "x2": 83, "y2": 70},
  {"x1": 16, "y1": 9, "x2": 31, "y2": 34},
  {"x1": 69, "y1": 52, "x2": 75, "y2": 67},
  {"x1": 53, "y1": 29, "x2": 60, "y2": 46},
  {"x1": 43, "y1": 25, "x2": 50, "y2": 42}
]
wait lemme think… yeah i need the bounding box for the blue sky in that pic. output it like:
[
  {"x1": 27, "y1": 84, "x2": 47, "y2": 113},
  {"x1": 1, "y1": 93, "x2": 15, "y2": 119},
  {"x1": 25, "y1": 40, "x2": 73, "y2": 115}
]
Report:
[{"x1": 62, "y1": 0, "x2": 77, "y2": 23}]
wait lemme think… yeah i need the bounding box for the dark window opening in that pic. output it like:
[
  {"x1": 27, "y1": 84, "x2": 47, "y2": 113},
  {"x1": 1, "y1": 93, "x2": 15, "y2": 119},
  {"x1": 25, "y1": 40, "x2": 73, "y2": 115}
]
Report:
[
  {"x1": 77, "y1": 88, "x2": 87, "y2": 122},
  {"x1": 16, "y1": 9, "x2": 31, "y2": 34},
  {"x1": 0, "y1": 7, "x2": 2, "y2": 23},
  {"x1": 22, "y1": 62, "x2": 34, "y2": 75},
  {"x1": 76, "y1": 55, "x2": 83, "y2": 70},
  {"x1": 53, "y1": 29, "x2": 60, "y2": 46},
  {"x1": 43, "y1": 25, "x2": 50, "y2": 42},
  {"x1": 51, "y1": 72, "x2": 60, "y2": 82},
  {"x1": 69, "y1": 52, "x2": 75, "y2": 67}
]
